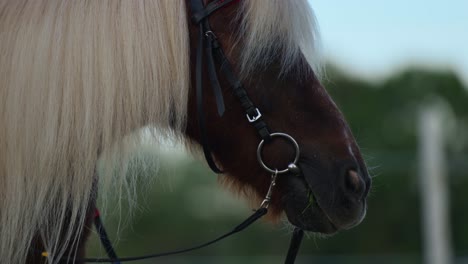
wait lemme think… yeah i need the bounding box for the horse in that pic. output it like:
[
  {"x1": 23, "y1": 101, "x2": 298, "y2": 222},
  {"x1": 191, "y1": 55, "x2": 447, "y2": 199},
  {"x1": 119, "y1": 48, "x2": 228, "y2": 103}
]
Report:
[{"x1": 0, "y1": 0, "x2": 371, "y2": 263}]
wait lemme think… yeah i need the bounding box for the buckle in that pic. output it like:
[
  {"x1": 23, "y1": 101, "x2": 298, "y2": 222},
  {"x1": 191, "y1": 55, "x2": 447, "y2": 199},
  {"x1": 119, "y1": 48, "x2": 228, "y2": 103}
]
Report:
[{"x1": 246, "y1": 108, "x2": 262, "y2": 123}]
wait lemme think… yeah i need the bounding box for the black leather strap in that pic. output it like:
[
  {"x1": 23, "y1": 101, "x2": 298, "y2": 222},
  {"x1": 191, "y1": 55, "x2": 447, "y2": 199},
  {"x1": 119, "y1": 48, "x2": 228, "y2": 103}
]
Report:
[
  {"x1": 205, "y1": 29, "x2": 226, "y2": 116},
  {"x1": 189, "y1": 0, "x2": 205, "y2": 15},
  {"x1": 284, "y1": 228, "x2": 304, "y2": 264},
  {"x1": 75, "y1": 208, "x2": 268, "y2": 262},
  {"x1": 196, "y1": 2, "x2": 273, "y2": 142},
  {"x1": 192, "y1": 0, "x2": 237, "y2": 24},
  {"x1": 191, "y1": 0, "x2": 227, "y2": 173},
  {"x1": 93, "y1": 209, "x2": 120, "y2": 264},
  {"x1": 195, "y1": 20, "x2": 224, "y2": 173},
  {"x1": 192, "y1": 0, "x2": 272, "y2": 174},
  {"x1": 208, "y1": 34, "x2": 272, "y2": 142}
]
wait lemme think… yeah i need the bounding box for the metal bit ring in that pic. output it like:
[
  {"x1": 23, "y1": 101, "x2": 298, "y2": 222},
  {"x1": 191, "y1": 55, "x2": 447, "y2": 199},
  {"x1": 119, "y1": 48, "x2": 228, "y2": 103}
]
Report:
[{"x1": 257, "y1": 133, "x2": 300, "y2": 174}]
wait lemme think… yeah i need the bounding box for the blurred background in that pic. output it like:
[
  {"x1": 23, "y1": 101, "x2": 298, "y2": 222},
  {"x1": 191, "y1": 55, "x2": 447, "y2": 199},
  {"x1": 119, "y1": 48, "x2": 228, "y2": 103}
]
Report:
[{"x1": 87, "y1": 1, "x2": 467, "y2": 263}]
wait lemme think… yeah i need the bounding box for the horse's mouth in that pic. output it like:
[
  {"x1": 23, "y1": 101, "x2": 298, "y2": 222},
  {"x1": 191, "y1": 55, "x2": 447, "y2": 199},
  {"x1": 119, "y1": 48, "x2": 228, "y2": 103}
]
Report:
[
  {"x1": 282, "y1": 176, "x2": 338, "y2": 234},
  {"x1": 282, "y1": 170, "x2": 367, "y2": 234}
]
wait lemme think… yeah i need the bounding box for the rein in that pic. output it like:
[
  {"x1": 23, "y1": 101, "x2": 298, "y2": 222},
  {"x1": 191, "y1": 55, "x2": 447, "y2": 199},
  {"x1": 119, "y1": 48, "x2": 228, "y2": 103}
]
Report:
[{"x1": 40, "y1": 0, "x2": 305, "y2": 262}]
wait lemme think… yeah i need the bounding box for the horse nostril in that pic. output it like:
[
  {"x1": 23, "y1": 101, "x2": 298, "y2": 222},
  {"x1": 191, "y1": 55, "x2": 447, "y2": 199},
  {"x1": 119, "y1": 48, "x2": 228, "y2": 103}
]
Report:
[{"x1": 344, "y1": 169, "x2": 365, "y2": 199}]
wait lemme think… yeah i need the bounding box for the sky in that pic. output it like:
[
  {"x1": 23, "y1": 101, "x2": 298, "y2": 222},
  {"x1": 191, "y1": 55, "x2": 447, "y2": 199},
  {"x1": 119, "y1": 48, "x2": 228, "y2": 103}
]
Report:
[{"x1": 310, "y1": 0, "x2": 468, "y2": 85}]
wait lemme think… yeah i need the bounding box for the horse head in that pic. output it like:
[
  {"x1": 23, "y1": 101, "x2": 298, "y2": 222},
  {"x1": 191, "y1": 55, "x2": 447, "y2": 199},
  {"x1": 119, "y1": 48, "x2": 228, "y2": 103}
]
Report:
[{"x1": 185, "y1": 0, "x2": 371, "y2": 234}]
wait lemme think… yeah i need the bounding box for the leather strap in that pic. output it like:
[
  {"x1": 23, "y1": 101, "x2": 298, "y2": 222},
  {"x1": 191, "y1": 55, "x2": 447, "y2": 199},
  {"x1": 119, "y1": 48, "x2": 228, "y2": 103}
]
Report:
[
  {"x1": 205, "y1": 27, "x2": 226, "y2": 116},
  {"x1": 71, "y1": 208, "x2": 268, "y2": 263},
  {"x1": 192, "y1": 0, "x2": 272, "y2": 174},
  {"x1": 192, "y1": 0, "x2": 224, "y2": 173},
  {"x1": 192, "y1": 0, "x2": 237, "y2": 24},
  {"x1": 208, "y1": 37, "x2": 271, "y2": 141},
  {"x1": 197, "y1": 26, "x2": 224, "y2": 173},
  {"x1": 284, "y1": 227, "x2": 304, "y2": 264},
  {"x1": 93, "y1": 209, "x2": 120, "y2": 264}
]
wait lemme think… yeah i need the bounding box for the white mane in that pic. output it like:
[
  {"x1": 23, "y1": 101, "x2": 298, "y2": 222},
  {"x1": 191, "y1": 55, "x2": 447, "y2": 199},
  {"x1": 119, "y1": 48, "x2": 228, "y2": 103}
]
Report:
[{"x1": 239, "y1": 0, "x2": 322, "y2": 78}]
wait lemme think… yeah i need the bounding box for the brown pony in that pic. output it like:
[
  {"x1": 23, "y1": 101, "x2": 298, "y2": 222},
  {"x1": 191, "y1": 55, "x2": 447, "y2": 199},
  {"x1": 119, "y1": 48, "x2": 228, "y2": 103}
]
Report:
[{"x1": 0, "y1": 0, "x2": 370, "y2": 263}]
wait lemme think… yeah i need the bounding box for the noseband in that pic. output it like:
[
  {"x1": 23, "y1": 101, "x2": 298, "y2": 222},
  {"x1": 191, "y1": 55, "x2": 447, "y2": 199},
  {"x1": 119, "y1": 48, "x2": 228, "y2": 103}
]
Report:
[{"x1": 39, "y1": 0, "x2": 305, "y2": 262}]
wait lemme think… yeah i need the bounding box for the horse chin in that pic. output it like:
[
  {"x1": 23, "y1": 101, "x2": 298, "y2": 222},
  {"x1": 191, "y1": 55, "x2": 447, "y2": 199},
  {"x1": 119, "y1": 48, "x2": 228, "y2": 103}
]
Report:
[
  {"x1": 282, "y1": 176, "x2": 368, "y2": 235},
  {"x1": 282, "y1": 176, "x2": 339, "y2": 234}
]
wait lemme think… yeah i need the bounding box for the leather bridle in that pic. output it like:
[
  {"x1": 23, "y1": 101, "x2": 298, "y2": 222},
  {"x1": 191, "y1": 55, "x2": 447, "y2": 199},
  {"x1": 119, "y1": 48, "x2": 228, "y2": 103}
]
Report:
[
  {"x1": 192, "y1": 0, "x2": 272, "y2": 174},
  {"x1": 39, "y1": 0, "x2": 306, "y2": 263}
]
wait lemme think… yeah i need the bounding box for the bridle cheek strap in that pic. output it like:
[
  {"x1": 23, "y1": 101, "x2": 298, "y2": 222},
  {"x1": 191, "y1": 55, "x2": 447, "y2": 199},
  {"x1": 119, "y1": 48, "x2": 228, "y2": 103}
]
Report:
[
  {"x1": 195, "y1": 16, "x2": 224, "y2": 173},
  {"x1": 191, "y1": 0, "x2": 238, "y2": 24},
  {"x1": 192, "y1": 0, "x2": 226, "y2": 173},
  {"x1": 209, "y1": 36, "x2": 272, "y2": 141},
  {"x1": 192, "y1": 0, "x2": 273, "y2": 173}
]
